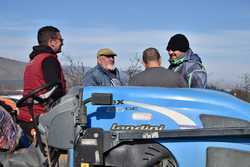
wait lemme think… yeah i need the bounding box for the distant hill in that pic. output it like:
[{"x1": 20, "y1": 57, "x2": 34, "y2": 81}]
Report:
[
  {"x1": 0, "y1": 57, "x2": 26, "y2": 90},
  {"x1": 0, "y1": 56, "x2": 129, "y2": 93},
  {"x1": 0, "y1": 57, "x2": 26, "y2": 80}
]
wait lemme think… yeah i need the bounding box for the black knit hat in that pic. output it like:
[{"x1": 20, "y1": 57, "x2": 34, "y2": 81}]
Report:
[{"x1": 167, "y1": 34, "x2": 189, "y2": 52}]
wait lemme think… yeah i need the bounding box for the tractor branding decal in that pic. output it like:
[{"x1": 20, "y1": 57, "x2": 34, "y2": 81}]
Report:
[
  {"x1": 111, "y1": 123, "x2": 165, "y2": 131},
  {"x1": 123, "y1": 101, "x2": 196, "y2": 128}
]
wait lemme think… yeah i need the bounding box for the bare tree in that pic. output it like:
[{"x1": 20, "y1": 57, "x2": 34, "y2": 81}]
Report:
[
  {"x1": 239, "y1": 73, "x2": 250, "y2": 101},
  {"x1": 124, "y1": 54, "x2": 143, "y2": 80},
  {"x1": 63, "y1": 55, "x2": 85, "y2": 88},
  {"x1": 241, "y1": 73, "x2": 250, "y2": 93},
  {"x1": 229, "y1": 73, "x2": 250, "y2": 102}
]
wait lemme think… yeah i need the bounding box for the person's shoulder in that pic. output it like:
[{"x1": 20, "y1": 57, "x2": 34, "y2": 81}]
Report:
[
  {"x1": 156, "y1": 67, "x2": 177, "y2": 74},
  {"x1": 184, "y1": 60, "x2": 203, "y2": 71},
  {"x1": 85, "y1": 66, "x2": 95, "y2": 75},
  {"x1": 128, "y1": 71, "x2": 145, "y2": 84},
  {"x1": 132, "y1": 70, "x2": 148, "y2": 79},
  {"x1": 85, "y1": 65, "x2": 101, "y2": 77},
  {"x1": 155, "y1": 67, "x2": 184, "y2": 79},
  {"x1": 185, "y1": 52, "x2": 202, "y2": 63},
  {"x1": 83, "y1": 66, "x2": 99, "y2": 85},
  {"x1": 36, "y1": 52, "x2": 56, "y2": 59},
  {"x1": 157, "y1": 66, "x2": 170, "y2": 71},
  {"x1": 42, "y1": 56, "x2": 60, "y2": 69},
  {"x1": 183, "y1": 53, "x2": 203, "y2": 68},
  {"x1": 43, "y1": 55, "x2": 58, "y2": 61}
]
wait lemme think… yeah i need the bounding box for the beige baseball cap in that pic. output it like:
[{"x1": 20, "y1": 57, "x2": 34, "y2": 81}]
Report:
[{"x1": 97, "y1": 48, "x2": 117, "y2": 57}]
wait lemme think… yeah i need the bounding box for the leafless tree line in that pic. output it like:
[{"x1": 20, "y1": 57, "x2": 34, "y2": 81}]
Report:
[
  {"x1": 1, "y1": 54, "x2": 250, "y2": 103},
  {"x1": 63, "y1": 55, "x2": 85, "y2": 88}
]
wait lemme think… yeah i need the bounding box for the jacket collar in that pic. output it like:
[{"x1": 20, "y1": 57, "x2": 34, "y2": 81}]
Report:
[{"x1": 29, "y1": 45, "x2": 56, "y2": 60}]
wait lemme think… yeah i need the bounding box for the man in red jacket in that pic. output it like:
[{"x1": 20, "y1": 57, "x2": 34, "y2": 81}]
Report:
[{"x1": 18, "y1": 26, "x2": 66, "y2": 139}]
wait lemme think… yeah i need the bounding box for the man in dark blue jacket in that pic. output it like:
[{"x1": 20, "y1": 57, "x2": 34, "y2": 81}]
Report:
[
  {"x1": 166, "y1": 34, "x2": 207, "y2": 88},
  {"x1": 83, "y1": 48, "x2": 123, "y2": 86}
]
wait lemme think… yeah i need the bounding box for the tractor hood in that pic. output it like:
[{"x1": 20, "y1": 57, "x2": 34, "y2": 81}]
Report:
[{"x1": 83, "y1": 87, "x2": 250, "y2": 131}]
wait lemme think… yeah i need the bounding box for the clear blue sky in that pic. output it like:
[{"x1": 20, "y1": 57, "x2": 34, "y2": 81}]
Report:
[{"x1": 1, "y1": 0, "x2": 250, "y2": 87}]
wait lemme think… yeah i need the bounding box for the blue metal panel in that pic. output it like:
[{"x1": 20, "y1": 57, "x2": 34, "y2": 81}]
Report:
[
  {"x1": 83, "y1": 86, "x2": 250, "y2": 130},
  {"x1": 81, "y1": 86, "x2": 250, "y2": 167},
  {"x1": 160, "y1": 140, "x2": 250, "y2": 167}
]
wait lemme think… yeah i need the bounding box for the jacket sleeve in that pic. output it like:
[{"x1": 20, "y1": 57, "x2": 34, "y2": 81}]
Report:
[
  {"x1": 177, "y1": 75, "x2": 188, "y2": 88},
  {"x1": 187, "y1": 63, "x2": 207, "y2": 88},
  {"x1": 83, "y1": 71, "x2": 98, "y2": 86},
  {"x1": 42, "y1": 57, "x2": 65, "y2": 100}
]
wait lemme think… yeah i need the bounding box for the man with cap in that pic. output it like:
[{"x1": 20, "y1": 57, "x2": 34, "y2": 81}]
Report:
[
  {"x1": 166, "y1": 34, "x2": 207, "y2": 88},
  {"x1": 129, "y1": 47, "x2": 187, "y2": 87},
  {"x1": 83, "y1": 48, "x2": 123, "y2": 86}
]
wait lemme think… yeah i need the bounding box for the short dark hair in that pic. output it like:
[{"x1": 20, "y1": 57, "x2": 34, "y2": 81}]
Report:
[
  {"x1": 142, "y1": 48, "x2": 161, "y2": 64},
  {"x1": 37, "y1": 26, "x2": 60, "y2": 45}
]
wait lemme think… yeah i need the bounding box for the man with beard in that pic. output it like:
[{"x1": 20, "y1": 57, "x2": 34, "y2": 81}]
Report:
[{"x1": 83, "y1": 48, "x2": 123, "y2": 86}]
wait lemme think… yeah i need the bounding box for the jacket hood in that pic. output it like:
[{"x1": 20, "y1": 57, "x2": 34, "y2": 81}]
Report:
[
  {"x1": 183, "y1": 49, "x2": 202, "y2": 64},
  {"x1": 29, "y1": 45, "x2": 55, "y2": 60}
]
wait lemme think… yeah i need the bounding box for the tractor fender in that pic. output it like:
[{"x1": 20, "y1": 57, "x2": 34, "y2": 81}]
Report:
[{"x1": 104, "y1": 140, "x2": 177, "y2": 167}]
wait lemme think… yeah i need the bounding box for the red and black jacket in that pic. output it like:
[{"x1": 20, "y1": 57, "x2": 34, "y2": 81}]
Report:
[{"x1": 18, "y1": 46, "x2": 66, "y2": 122}]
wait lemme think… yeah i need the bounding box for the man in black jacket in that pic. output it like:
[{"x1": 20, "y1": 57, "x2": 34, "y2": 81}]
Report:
[{"x1": 129, "y1": 48, "x2": 187, "y2": 88}]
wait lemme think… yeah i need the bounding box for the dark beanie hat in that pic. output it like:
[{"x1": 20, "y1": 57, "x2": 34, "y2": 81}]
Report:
[{"x1": 167, "y1": 34, "x2": 189, "y2": 52}]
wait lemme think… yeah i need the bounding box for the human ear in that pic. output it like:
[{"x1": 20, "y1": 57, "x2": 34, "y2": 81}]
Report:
[
  {"x1": 48, "y1": 39, "x2": 56, "y2": 48},
  {"x1": 159, "y1": 58, "x2": 162, "y2": 65}
]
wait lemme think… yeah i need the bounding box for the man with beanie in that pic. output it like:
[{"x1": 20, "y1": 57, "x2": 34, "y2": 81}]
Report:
[
  {"x1": 129, "y1": 48, "x2": 187, "y2": 87},
  {"x1": 18, "y1": 26, "x2": 66, "y2": 139},
  {"x1": 83, "y1": 48, "x2": 123, "y2": 86},
  {"x1": 166, "y1": 34, "x2": 207, "y2": 88}
]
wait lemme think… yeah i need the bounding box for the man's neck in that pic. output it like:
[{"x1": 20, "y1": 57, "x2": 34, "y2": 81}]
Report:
[{"x1": 145, "y1": 61, "x2": 160, "y2": 68}]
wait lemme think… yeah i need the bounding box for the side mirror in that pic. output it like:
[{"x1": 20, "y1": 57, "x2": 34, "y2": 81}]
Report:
[
  {"x1": 79, "y1": 93, "x2": 113, "y2": 127},
  {"x1": 91, "y1": 93, "x2": 113, "y2": 105}
]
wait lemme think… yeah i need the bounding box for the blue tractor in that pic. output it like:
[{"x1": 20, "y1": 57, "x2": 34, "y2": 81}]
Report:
[{"x1": 2, "y1": 85, "x2": 250, "y2": 167}]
